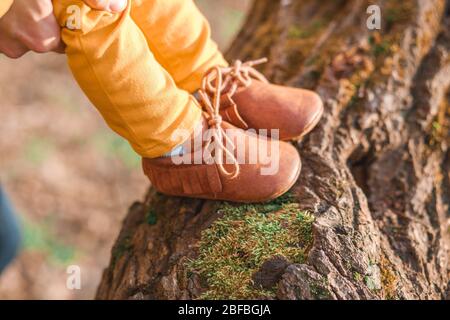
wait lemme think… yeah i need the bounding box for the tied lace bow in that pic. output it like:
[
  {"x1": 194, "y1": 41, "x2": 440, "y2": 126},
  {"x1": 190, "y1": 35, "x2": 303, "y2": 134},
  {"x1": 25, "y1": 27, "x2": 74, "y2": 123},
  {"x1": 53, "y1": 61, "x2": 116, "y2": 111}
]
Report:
[
  {"x1": 201, "y1": 58, "x2": 269, "y2": 98},
  {"x1": 198, "y1": 58, "x2": 269, "y2": 179}
]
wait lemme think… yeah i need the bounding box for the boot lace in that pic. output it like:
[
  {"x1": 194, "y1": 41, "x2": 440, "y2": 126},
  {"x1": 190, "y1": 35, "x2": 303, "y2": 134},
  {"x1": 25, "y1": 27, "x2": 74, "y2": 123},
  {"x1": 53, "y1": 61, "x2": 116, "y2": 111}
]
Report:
[
  {"x1": 201, "y1": 58, "x2": 269, "y2": 98},
  {"x1": 198, "y1": 66, "x2": 239, "y2": 179},
  {"x1": 197, "y1": 58, "x2": 269, "y2": 179}
]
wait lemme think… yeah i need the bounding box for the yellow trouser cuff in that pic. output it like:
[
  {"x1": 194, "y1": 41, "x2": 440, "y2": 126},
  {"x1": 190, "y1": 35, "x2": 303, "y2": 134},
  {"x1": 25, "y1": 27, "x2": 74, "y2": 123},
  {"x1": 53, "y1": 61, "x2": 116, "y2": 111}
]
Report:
[
  {"x1": 177, "y1": 52, "x2": 229, "y2": 93},
  {"x1": 135, "y1": 97, "x2": 203, "y2": 159}
]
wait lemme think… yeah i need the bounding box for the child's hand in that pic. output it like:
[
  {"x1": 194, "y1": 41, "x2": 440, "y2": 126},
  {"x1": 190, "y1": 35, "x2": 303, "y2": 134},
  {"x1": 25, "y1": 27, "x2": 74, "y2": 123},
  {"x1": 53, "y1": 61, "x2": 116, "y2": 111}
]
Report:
[
  {"x1": 82, "y1": 0, "x2": 128, "y2": 13},
  {"x1": 0, "y1": 0, "x2": 127, "y2": 59}
]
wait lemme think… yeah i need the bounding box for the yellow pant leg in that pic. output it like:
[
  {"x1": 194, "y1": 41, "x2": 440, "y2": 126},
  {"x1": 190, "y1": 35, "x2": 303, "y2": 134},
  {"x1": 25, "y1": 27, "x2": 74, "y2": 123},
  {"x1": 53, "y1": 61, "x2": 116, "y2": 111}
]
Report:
[
  {"x1": 53, "y1": 0, "x2": 202, "y2": 158},
  {"x1": 131, "y1": 0, "x2": 228, "y2": 93},
  {"x1": 0, "y1": 0, "x2": 13, "y2": 18}
]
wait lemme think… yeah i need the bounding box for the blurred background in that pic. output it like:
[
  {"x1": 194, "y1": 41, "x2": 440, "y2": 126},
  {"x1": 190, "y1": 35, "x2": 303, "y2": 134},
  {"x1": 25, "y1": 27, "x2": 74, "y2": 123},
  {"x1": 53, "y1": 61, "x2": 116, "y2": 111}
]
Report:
[{"x1": 0, "y1": 0, "x2": 251, "y2": 299}]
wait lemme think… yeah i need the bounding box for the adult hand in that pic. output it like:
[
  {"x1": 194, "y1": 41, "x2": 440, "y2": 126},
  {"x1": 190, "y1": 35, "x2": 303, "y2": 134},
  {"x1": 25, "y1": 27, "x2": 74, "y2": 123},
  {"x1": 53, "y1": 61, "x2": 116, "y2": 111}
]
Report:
[{"x1": 0, "y1": 0, "x2": 127, "y2": 59}]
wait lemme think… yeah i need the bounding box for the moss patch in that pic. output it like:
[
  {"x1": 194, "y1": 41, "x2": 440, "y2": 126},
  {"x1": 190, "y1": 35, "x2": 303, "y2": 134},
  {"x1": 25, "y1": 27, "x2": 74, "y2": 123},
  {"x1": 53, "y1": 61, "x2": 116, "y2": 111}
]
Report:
[
  {"x1": 380, "y1": 256, "x2": 398, "y2": 300},
  {"x1": 385, "y1": 4, "x2": 415, "y2": 31},
  {"x1": 353, "y1": 271, "x2": 363, "y2": 282},
  {"x1": 186, "y1": 193, "x2": 315, "y2": 299},
  {"x1": 427, "y1": 95, "x2": 450, "y2": 150},
  {"x1": 288, "y1": 20, "x2": 325, "y2": 39},
  {"x1": 110, "y1": 233, "x2": 132, "y2": 268},
  {"x1": 310, "y1": 279, "x2": 332, "y2": 300},
  {"x1": 145, "y1": 209, "x2": 158, "y2": 225}
]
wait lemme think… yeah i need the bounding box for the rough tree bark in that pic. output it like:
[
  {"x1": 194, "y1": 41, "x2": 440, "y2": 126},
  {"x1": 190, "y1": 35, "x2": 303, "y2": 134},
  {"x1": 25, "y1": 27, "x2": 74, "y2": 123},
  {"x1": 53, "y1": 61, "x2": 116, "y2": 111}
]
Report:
[{"x1": 96, "y1": 0, "x2": 450, "y2": 300}]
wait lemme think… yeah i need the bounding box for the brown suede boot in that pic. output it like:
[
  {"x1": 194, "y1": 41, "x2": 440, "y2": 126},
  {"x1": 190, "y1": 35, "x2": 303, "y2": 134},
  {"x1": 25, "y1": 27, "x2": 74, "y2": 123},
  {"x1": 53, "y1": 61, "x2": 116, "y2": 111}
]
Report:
[
  {"x1": 142, "y1": 76, "x2": 301, "y2": 203},
  {"x1": 199, "y1": 59, "x2": 324, "y2": 141}
]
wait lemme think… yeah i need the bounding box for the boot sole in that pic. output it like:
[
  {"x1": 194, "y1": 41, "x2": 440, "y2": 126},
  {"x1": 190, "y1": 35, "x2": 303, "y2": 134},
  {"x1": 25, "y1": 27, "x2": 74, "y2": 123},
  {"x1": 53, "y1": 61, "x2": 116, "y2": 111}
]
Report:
[
  {"x1": 153, "y1": 155, "x2": 302, "y2": 204},
  {"x1": 231, "y1": 153, "x2": 302, "y2": 204}
]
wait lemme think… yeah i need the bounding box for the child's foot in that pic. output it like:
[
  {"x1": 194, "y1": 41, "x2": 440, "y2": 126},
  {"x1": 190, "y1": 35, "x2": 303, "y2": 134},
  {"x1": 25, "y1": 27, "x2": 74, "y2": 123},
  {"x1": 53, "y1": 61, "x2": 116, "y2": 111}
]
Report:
[
  {"x1": 199, "y1": 59, "x2": 324, "y2": 141},
  {"x1": 142, "y1": 94, "x2": 301, "y2": 203}
]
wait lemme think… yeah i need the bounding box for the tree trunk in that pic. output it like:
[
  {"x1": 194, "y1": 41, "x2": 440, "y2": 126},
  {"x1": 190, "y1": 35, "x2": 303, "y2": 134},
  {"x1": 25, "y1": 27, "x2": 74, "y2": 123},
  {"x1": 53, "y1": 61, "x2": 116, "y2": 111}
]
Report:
[{"x1": 96, "y1": 0, "x2": 450, "y2": 300}]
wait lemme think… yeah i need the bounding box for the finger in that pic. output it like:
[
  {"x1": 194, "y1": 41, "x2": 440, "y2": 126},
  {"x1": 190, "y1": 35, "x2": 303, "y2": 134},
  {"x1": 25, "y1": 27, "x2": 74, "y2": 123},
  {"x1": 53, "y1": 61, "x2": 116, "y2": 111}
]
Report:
[
  {"x1": 43, "y1": 14, "x2": 66, "y2": 53},
  {"x1": 82, "y1": 0, "x2": 109, "y2": 11},
  {"x1": 17, "y1": 14, "x2": 62, "y2": 53},
  {"x1": 82, "y1": 0, "x2": 127, "y2": 13},
  {"x1": 108, "y1": 0, "x2": 127, "y2": 13},
  {"x1": 0, "y1": 40, "x2": 28, "y2": 59}
]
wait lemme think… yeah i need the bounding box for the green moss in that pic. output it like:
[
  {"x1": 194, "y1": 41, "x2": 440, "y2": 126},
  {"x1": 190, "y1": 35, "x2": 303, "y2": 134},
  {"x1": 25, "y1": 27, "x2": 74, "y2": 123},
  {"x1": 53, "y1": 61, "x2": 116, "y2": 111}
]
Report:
[
  {"x1": 111, "y1": 233, "x2": 132, "y2": 268},
  {"x1": 347, "y1": 83, "x2": 367, "y2": 112},
  {"x1": 385, "y1": 4, "x2": 415, "y2": 30},
  {"x1": 368, "y1": 35, "x2": 392, "y2": 58},
  {"x1": 427, "y1": 97, "x2": 449, "y2": 149},
  {"x1": 364, "y1": 275, "x2": 377, "y2": 290},
  {"x1": 288, "y1": 20, "x2": 325, "y2": 39},
  {"x1": 186, "y1": 192, "x2": 315, "y2": 299},
  {"x1": 353, "y1": 271, "x2": 363, "y2": 282},
  {"x1": 310, "y1": 279, "x2": 332, "y2": 300},
  {"x1": 145, "y1": 209, "x2": 158, "y2": 225},
  {"x1": 380, "y1": 256, "x2": 398, "y2": 300}
]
